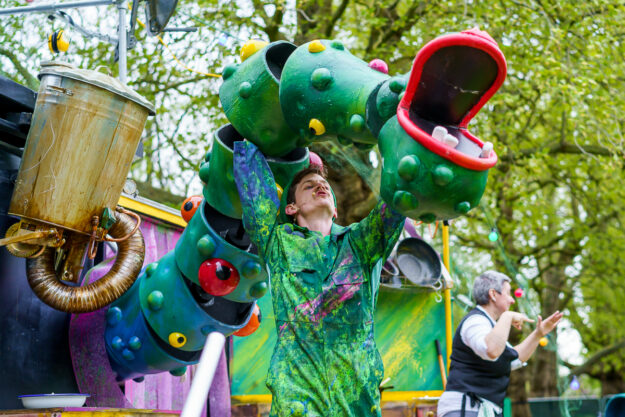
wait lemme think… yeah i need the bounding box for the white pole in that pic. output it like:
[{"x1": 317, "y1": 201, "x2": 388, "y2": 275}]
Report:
[
  {"x1": 180, "y1": 332, "x2": 226, "y2": 417},
  {"x1": 116, "y1": 0, "x2": 127, "y2": 83}
]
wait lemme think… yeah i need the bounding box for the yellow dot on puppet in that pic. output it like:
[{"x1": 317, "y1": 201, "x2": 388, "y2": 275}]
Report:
[
  {"x1": 168, "y1": 332, "x2": 187, "y2": 348},
  {"x1": 276, "y1": 183, "x2": 283, "y2": 200},
  {"x1": 539, "y1": 337, "x2": 549, "y2": 347},
  {"x1": 240, "y1": 40, "x2": 268, "y2": 62},
  {"x1": 308, "y1": 40, "x2": 326, "y2": 53},
  {"x1": 308, "y1": 118, "x2": 326, "y2": 136}
]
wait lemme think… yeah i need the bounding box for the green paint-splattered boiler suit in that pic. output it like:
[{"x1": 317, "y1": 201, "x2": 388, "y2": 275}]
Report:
[{"x1": 233, "y1": 141, "x2": 404, "y2": 417}]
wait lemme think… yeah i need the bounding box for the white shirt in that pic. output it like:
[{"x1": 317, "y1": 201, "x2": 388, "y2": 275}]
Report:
[{"x1": 437, "y1": 306, "x2": 525, "y2": 417}]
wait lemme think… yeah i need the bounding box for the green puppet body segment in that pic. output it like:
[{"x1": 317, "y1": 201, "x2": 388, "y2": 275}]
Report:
[{"x1": 233, "y1": 141, "x2": 405, "y2": 416}]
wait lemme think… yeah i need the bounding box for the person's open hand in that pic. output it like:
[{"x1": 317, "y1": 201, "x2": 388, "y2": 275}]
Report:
[
  {"x1": 537, "y1": 311, "x2": 563, "y2": 336},
  {"x1": 506, "y1": 311, "x2": 534, "y2": 330}
]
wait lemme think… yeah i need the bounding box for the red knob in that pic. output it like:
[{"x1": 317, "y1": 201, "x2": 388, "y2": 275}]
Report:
[
  {"x1": 309, "y1": 151, "x2": 324, "y2": 169},
  {"x1": 181, "y1": 195, "x2": 203, "y2": 223},
  {"x1": 198, "y1": 258, "x2": 240, "y2": 296},
  {"x1": 234, "y1": 304, "x2": 262, "y2": 337}
]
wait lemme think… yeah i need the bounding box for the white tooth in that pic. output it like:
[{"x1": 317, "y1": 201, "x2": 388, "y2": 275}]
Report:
[
  {"x1": 432, "y1": 126, "x2": 448, "y2": 141},
  {"x1": 480, "y1": 141, "x2": 493, "y2": 158},
  {"x1": 442, "y1": 133, "x2": 459, "y2": 148}
]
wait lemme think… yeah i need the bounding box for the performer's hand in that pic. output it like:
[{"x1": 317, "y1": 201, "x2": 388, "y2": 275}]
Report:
[
  {"x1": 505, "y1": 311, "x2": 534, "y2": 330},
  {"x1": 536, "y1": 311, "x2": 563, "y2": 336}
]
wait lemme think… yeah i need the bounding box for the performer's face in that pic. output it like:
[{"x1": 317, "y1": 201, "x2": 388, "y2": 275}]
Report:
[
  {"x1": 490, "y1": 281, "x2": 515, "y2": 313},
  {"x1": 292, "y1": 173, "x2": 337, "y2": 219}
]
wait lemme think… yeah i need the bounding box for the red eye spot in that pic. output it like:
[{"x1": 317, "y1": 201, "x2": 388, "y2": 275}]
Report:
[{"x1": 198, "y1": 258, "x2": 240, "y2": 296}]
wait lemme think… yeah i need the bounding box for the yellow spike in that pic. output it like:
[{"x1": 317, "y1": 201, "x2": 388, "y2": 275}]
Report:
[
  {"x1": 240, "y1": 40, "x2": 269, "y2": 62},
  {"x1": 276, "y1": 183, "x2": 284, "y2": 200},
  {"x1": 308, "y1": 40, "x2": 326, "y2": 53}
]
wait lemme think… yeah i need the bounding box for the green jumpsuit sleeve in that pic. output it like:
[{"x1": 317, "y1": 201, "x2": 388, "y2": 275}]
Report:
[
  {"x1": 233, "y1": 140, "x2": 280, "y2": 259},
  {"x1": 349, "y1": 199, "x2": 405, "y2": 271}
]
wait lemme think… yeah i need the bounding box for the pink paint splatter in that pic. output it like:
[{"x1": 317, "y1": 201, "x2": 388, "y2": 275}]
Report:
[{"x1": 295, "y1": 283, "x2": 361, "y2": 322}]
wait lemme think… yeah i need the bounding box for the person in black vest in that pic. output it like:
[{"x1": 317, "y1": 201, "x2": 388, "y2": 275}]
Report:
[{"x1": 437, "y1": 271, "x2": 563, "y2": 417}]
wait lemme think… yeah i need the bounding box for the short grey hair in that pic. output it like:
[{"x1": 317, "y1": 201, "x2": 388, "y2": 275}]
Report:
[{"x1": 472, "y1": 270, "x2": 511, "y2": 306}]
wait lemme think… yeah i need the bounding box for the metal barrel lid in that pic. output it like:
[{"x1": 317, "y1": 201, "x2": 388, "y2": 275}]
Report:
[{"x1": 38, "y1": 61, "x2": 155, "y2": 115}]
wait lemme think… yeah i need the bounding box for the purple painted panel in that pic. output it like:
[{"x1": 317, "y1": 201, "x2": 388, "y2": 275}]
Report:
[
  {"x1": 69, "y1": 257, "x2": 133, "y2": 408},
  {"x1": 208, "y1": 346, "x2": 231, "y2": 417},
  {"x1": 69, "y1": 214, "x2": 231, "y2": 416}
]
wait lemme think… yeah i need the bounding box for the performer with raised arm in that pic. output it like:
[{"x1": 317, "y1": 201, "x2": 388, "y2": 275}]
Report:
[{"x1": 233, "y1": 140, "x2": 405, "y2": 417}]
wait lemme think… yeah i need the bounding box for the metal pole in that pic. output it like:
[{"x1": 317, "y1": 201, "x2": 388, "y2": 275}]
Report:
[
  {"x1": 116, "y1": 0, "x2": 127, "y2": 83},
  {"x1": 0, "y1": 0, "x2": 113, "y2": 16},
  {"x1": 180, "y1": 332, "x2": 226, "y2": 417},
  {"x1": 442, "y1": 221, "x2": 452, "y2": 373}
]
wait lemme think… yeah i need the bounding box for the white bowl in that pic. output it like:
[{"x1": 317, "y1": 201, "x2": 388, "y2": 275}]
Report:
[{"x1": 18, "y1": 393, "x2": 90, "y2": 409}]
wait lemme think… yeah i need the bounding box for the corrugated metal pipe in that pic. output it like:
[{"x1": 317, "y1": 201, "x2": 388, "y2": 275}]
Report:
[{"x1": 26, "y1": 210, "x2": 145, "y2": 313}]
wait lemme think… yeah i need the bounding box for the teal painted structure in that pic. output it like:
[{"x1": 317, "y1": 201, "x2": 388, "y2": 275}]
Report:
[{"x1": 605, "y1": 393, "x2": 625, "y2": 417}]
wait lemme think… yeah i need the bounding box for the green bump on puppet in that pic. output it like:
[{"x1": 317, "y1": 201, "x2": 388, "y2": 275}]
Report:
[{"x1": 378, "y1": 116, "x2": 490, "y2": 221}]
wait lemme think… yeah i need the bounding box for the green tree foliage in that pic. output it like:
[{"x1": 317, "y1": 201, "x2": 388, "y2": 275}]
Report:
[
  {"x1": 449, "y1": 1, "x2": 625, "y2": 414},
  {"x1": 2, "y1": 0, "x2": 625, "y2": 413}
]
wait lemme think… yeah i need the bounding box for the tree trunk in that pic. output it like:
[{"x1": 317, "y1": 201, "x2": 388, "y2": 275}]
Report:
[
  {"x1": 322, "y1": 151, "x2": 376, "y2": 225},
  {"x1": 508, "y1": 331, "x2": 532, "y2": 417},
  {"x1": 529, "y1": 346, "x2": 559, "y2": 397},
  {"x1": 600, "y1": 370, "x2": 625, "y2": 396},
  {"x1": 530, "y1": 265, "x2": 567, "y2": 397},
  {"x1": 294, "y1": 0, "x2": 333, "y2": 44}
]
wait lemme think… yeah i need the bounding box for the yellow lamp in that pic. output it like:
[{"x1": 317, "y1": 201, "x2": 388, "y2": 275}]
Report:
[{"x1": 48, "y1": 30, "x2": 70, "y2": 54}]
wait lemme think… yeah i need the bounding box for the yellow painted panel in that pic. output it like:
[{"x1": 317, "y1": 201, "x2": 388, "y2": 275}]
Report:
[
  {"x1": 118, "y1": 195, "x2": 186, "y2": 227},
  {"x1": 0, "y1": 409, "x2": 180, "y2": 417},
  {"x1": 231, "y1": 391, "x2": 442, "y2": 405},
  {"x1": 231, "y1": 394, "x2": 272, "y2": 404},
  {"x1": 381, "y1": 390, "x2": 442, "y2": 403},
  {"x1": 61, "y1": 410, "x2": 179, "y2": 417}
]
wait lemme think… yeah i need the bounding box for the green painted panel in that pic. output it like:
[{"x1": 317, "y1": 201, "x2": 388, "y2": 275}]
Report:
[
  {"x1": 374, "y1": 288, "x2": 447, "y2": 391},
  {"x1": 231, "y1": 286, "x2": 447, "y2": 395},
  {"x1": 231, "y1": 291, "x2": 276, "y2": 394}
]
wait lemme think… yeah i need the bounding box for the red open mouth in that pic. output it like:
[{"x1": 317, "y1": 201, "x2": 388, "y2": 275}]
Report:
[{"x1": 397, "y1": 28, "x2": 507, "y2": 171}]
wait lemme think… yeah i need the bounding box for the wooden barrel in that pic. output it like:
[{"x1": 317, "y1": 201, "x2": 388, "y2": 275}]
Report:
[{"x1": 9, "y1": 62, "x2": 154, "y2": 235}]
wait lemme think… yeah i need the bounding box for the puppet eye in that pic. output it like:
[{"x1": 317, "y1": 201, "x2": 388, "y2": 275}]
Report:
[
  {"x1": 308, "y1": 119, "x2": 326, "y2": 136},
  {"x1": 198, "y1": 258, "x2": 240, "y2": 296},
  {"x1": 168, "y1": 332, "x2": 187, "y2": 348},
  {"x1": 180, "y1": 195, "x2": 202, "y2": 222}
]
